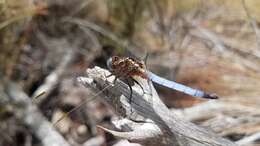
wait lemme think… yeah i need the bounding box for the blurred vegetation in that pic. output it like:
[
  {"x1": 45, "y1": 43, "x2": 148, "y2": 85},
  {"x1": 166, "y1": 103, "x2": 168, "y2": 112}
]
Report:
[
  {"x1": 1, "y1": 0, "x2": 260, "y2": 145},
  {"x1": 2, "y1": 0, "x2": 260, "y2": 77},
  {"x1": 1, "y1": 0, "x2": 260, "y2": 104},
  {"x1": 0, "y1": 0, "x2": 47, "y2": 79},
  {"x1": 1, "y1": 0, "x2": 260, "y2": 105}
]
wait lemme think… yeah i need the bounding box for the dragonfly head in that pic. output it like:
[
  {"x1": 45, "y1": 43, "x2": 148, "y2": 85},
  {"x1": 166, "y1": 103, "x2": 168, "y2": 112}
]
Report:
[{"x1": 107, "y1": 56, "x2": 121, "y2": 71}]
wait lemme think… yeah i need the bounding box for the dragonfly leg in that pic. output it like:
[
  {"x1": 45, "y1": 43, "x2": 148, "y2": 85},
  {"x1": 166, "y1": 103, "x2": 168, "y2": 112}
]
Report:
[
  {"x1": 105, "y1": 72, "x2": 118, "y2": 84},
  {"x1": 105, "y1": 74, "x2": 113, "y2": 78},
  {"x1": 126, "y1": 79, "x2": 133, "y2": 112},
  {"x1": 105, "y1": 73, "x2": 117, "y2": 84},
  {"x1": 113, "y1": 77, "x2": 118, "y2": 84},
  {"x1": 132, "y1": 78, "x2": 145, "y2": 95},
  {"x1": 105, "y1": 73, "x2": 115, "y2": 79}
]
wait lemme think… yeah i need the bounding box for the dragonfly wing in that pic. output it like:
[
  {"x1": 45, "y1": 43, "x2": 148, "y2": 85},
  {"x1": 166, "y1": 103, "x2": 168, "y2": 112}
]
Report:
[{"x1": 147, "y1": 71, "x2": 218, "y2": 99}]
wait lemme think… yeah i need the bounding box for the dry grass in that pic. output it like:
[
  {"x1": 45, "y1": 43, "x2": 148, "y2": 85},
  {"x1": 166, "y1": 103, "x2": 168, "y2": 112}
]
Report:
[
  {"x1": 0, "y1": 0, "x2": 47, "y2": 78},
  {"x1": 1, "y1": 0, "x2": 260, "y2": 145}
]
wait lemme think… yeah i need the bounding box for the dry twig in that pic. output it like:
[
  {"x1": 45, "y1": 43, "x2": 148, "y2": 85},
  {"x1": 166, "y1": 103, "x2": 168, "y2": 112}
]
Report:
[
  {"x1": 236, "y1": 132, "x2": 260, "y2": 145},
  {"x1": 78, "y1": 66, "x2": 236, "y2": 146},
  {"x1": 3, "y1": 81, "x2": 71, "y2": 146},
  {"x1": 32, "y1": 34, "x2": 76, "y2": 104}
]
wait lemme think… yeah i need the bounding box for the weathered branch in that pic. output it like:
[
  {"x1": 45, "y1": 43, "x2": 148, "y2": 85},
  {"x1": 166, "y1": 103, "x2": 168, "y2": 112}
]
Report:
[
  {"x1": 32, "y1": 34, "x2": 76, "y2": 104},
  {"x1": 3, "y1": 81, "x2": 71, "y2": 146},
  {"x1": 78, "y1": 66, "x2": 236, "y2": 146},
  {"x1": 82, "y1": 135, "x2": 105, "y2": 146},
  {"x1": 236, "y1": 132, "x2": 260, "y2": 145},
  {"x1": 171, "y1": 100, "x2": 260, "y2": 137},
  {"x1": 172, "y1": 100, "x2": 260, "y2": 122}
]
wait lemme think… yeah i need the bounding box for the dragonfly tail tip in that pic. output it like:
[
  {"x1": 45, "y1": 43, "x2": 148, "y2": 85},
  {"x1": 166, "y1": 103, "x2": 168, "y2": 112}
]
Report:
[{"x1": 203, "y1": 93, "x2": 219, "y2": 99}]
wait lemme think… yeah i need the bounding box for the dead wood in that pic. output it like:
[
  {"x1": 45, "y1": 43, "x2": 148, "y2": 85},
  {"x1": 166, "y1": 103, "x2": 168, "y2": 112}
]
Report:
[
  {"x1": 3, "y1": 81, "x2": 71, "y2": 146},
  {"x1": 77, "y1": 66, "x2": 236, "y2": 146}
]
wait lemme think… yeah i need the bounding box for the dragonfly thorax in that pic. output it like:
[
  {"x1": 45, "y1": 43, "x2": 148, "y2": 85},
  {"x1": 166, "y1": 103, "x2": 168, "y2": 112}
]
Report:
[{"x1": 106, "y1": 56, "x2": 148, "y2": 79}]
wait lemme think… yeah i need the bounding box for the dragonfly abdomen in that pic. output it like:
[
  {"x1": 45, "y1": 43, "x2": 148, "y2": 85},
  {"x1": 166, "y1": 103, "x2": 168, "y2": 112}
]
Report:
[{"x1": 147, "y1": 71, "x2": 218, "y2": 99}]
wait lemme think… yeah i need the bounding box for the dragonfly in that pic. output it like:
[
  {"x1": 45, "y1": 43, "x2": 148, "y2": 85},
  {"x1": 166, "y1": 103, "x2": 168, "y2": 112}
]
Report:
[
  {"x1": 106, "y1": 56, "x2": 218, "y2": 102},
  {"x1": 54, "y1": 55, "x2": 218, "y2": 126}
]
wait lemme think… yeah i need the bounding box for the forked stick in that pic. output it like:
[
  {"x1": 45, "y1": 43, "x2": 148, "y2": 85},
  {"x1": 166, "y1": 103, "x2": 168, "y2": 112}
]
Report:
[
  {"x1": 78, "y1": 66, "x2": 236, "y2": 146},
  {"x1": 4, "y1": 82, "x2": 70, "y2": 146}
]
